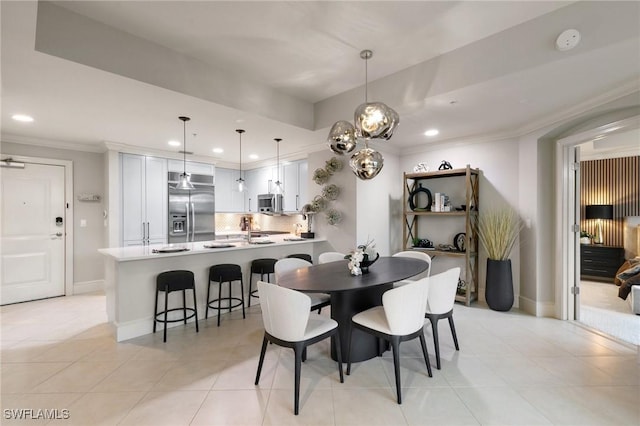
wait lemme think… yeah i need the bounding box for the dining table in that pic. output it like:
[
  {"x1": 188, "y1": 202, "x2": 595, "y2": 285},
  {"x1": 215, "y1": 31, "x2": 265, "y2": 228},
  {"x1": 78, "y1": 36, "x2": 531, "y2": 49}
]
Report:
[{"x1": 277, "y1": 256, "x2": 429, "y2": 362}]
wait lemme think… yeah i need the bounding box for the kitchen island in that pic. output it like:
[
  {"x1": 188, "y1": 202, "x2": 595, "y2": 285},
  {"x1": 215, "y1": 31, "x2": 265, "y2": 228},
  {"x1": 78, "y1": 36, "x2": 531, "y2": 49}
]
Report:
[{"x1": 99, "y1": 235, "x2": 330, "y2": 341}]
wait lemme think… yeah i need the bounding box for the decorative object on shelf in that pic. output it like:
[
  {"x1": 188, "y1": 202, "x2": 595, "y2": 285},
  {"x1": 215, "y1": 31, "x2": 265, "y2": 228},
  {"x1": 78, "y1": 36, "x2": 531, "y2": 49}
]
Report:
[
  {"x1": 174, "y1": 116, "x2": 195, "y2": 190},
  {"x1": 236, "y1": 129, "x2": 246, "y2": 192},
  {"x1": 408, "y1": 183, "x2": 432, "y2": 211},
  {"x1": 325, "y1": 157, "x2": 344, "y2": 174},
  {"x1": 345, "y1": 238, "x2": 379, "y2": 275},
  {"x1": 438, "y1": 160, "x2": 453, "y2": 170},
  {"x1": 322, "y1": 184, "x2": 340, "y2": 201},
  {"x1": 326, "y1": 49, "x2": 399, "y2": 181},
  {"x1": 585, "y1": 204, "x2": 614, "y2": 244},
  {"x1": 326, "y1": 208, "x2": 342, "y2": 225},
  {"x1": 476, "y1": 207, "x2": 521, "y2": 311},
  {"x1": 412, "y1": 238, "x2": 433, "y2": 249},
  {"x1": 310, "y1": 195, "x2": 328, "y2": 212},
  {"x1": 580, "y1": 230, "x2": 593, "y2": 244},
  {"x1": 453, "y1": 232, "x2": 466, "y2": 252},
  {"x1": 273, "y1": 138, "x2": 283, "y2": 194},
  {"x1": 312, "y1": 168, "x2": 330, "y2": 185},
  {"x1": 456, "y1": 279, "x2": 467, "y2": 296},
  {"x1": 455, "y1": 205, "x2": 467, "y2": 211},
  {"x1": 413, "y1": 163, "x2": 429, "y2": 173}
]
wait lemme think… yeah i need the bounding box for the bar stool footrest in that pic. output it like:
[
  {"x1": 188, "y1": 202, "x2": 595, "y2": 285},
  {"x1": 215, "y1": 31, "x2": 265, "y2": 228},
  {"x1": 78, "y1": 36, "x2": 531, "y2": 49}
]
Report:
[
  {"x1": 155, "y1": 307, "x2": 197, "y2": 323},
  {"x1": 208, "y1": 298, "x2": 244, "y2": 311}
]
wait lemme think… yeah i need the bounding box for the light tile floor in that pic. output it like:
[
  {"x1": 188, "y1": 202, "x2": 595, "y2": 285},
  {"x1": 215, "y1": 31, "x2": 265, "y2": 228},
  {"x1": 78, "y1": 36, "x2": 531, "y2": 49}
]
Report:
[{"x1": 1, "y1": 293, "x2": 638, "y2": 425}]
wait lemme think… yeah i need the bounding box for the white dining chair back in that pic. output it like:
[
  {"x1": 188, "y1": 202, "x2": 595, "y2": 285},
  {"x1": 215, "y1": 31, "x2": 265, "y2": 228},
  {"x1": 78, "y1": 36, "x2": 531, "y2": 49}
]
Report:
[
  {"x1": 424, "y1": 267, "x2": 461, "y2": 370},
  {"x1": 258, "y1": 280, "x2": 311, "y2": 341},
  {"x1": 391, "y1": 251, "x2": 431, "y2": 285},
  {"x1": 426, "y1": 267, "x2": 460, "y2": 314},
  {"x1": 274, "y1": 257, "x2": 330, "y2": 313},
  {"x1": 274, "y1": 258, "x2": 312, "y2": 282},
  {"x1": 383, "y1": 276, "x2": 430, "y2": 335},
  {"x1": 318, "y1": 252, "x2": 346, "y2": 264}
]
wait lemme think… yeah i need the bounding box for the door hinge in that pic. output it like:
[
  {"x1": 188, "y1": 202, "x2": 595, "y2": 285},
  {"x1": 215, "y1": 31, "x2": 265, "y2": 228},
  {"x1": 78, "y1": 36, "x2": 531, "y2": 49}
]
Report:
[
  {"x1": 571, "y1": 224, "x2": 580, "y2": 233},
  {"x1": 571, "y1": 162, "x2": 580, "y2": 171},
  {"x1": 571, "y1": 286, "x2": 580, "y2": 295}
]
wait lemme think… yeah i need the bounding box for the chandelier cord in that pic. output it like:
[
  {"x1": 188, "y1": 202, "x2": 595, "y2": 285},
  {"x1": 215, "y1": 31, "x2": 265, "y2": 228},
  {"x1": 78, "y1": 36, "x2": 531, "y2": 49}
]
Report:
[{"x1": 364, "y1": 54, "x2": 368, "y2": 104}]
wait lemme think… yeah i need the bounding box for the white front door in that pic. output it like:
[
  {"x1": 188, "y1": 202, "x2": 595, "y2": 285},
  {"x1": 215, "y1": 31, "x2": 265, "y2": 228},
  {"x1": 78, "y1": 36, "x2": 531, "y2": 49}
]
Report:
[{"x1": 1, "y1": 162, "x2": 66, "y2": 304}]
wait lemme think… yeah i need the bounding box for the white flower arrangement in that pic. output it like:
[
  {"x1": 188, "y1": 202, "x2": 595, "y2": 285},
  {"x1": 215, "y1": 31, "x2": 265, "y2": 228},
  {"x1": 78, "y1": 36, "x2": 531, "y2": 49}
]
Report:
[{"x1": 346, "y1": 237, "x2": 378, "y2": 275}]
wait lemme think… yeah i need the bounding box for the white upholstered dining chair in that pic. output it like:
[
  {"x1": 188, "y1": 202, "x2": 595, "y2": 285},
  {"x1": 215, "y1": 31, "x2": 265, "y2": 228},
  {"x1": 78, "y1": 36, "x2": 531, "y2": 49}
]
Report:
[
  {"x1": 318, "y1": 251, "x2": 346, "y2": 264},
  {"x1": 391, "y1": 250, "x2": 431, "y2": 286},
  {"x1": 346, "y1": 276, "x2": 432, "y2": 404},
  {"x1": 424, "y1": 267, "x2": 461, "y2": 369},
  {"x1": 274, "y1": 258, "x2": 331, "y2": 312},
  {"x1": 254, "y1": 280, "x2": 343, "y2": 415}
]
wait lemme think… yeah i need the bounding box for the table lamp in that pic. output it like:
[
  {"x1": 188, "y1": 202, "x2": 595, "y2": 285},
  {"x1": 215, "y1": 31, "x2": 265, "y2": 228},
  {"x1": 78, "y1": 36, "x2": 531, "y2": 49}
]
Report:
[{"x1": 585, "y1": 204, "x2": 613, "y2": 244}]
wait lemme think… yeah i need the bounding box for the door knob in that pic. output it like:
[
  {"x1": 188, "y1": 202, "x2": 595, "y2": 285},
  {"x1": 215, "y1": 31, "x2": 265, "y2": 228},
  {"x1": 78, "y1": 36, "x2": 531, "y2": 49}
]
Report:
[{"x1": 51, "y1": 232, "x2": 63, "y2": 238}]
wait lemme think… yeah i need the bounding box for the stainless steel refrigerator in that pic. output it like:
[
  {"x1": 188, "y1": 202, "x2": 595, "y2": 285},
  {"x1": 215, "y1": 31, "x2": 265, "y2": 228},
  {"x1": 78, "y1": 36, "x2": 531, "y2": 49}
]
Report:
[{"x1": 168, "y1": 172, "x2": 216, "y2": 243}]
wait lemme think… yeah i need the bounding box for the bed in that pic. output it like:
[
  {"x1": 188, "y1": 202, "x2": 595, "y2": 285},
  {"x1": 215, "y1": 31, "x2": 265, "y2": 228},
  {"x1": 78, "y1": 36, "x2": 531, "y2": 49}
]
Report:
[{"x1": 615, "y1": 257, "x2": 640, "y2": 315}]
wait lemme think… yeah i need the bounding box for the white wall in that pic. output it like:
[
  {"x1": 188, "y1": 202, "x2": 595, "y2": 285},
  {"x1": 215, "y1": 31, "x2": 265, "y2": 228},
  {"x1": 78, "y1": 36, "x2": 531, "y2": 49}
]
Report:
[
  {"x1": 307, "y1": 150, "x2": 357, "y2": 254},
  {"x1": 356, "y1": 149, "x2": 402, "y2": 256},
  {"x1": 1, "y1": 141, "x2": 105, "y2": 291}
]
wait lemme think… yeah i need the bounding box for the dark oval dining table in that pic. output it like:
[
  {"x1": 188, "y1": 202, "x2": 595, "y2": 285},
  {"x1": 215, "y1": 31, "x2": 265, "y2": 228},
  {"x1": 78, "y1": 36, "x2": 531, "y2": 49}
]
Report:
[{"x1": 277, "y1": 256, "x2": 429, "y2": 362}]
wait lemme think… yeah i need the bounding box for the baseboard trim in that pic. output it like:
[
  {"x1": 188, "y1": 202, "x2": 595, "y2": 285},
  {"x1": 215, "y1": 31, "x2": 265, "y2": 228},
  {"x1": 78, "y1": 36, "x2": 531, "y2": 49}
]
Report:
[
  {"x1": 74, "y1": 280, "x2": 104, "y2": 294},
  {"x1": 519, "y1": 295, "x2": 555, "y2": 317}
]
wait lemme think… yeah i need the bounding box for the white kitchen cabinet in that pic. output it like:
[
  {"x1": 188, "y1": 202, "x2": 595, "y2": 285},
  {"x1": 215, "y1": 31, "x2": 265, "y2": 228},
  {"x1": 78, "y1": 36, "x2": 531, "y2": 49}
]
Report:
[
  {"x1": 121, "y1": 154, "x2": 168, "y2": 245},
  {"x1": 283, "y1": 160, "x2": 308, "y2": 212},
  {"x1": 167, "y1": 159, "x2": 214, "y2": 175},
  {"x1": 244, "y1": 167, "x2": 274, "y2": 212},
  {"x1": 215, "y1": 167, "x2": 244, "y2": 212}
]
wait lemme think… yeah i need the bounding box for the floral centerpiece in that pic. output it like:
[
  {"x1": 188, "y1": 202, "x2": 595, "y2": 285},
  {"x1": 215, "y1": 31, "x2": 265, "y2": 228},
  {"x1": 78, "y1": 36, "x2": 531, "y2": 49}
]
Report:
[{"x1": 345, "y1": 237, "x2": 379, "y2": 275}]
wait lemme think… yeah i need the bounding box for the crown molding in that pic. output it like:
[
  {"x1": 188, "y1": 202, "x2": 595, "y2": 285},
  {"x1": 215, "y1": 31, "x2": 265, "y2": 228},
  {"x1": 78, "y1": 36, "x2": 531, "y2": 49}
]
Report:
[{"x1": 1, "y1": 133, "x2": 106, "y2": 153}]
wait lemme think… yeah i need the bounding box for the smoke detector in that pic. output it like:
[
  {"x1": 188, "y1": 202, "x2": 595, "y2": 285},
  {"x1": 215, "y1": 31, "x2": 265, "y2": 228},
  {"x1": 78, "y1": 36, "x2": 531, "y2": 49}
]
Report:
[{"x1": 556, "y1": 29, "x2": 580, "y2": 51}]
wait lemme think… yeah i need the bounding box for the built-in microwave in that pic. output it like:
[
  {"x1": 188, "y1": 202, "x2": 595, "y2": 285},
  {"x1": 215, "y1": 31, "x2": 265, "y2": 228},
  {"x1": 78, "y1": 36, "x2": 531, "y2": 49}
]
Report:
[{"x1": 257, "y1": 193, "x2": 283, "y2": 213}]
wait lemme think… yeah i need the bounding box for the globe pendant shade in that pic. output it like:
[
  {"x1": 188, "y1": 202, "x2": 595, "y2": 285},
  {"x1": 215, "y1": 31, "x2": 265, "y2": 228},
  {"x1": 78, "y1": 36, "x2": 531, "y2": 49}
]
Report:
[
  {"x1": 327, "y1": 120, "x2": 357, "y2": 155},
  {"x1": 350, "y1": 147, "x2": 384, "y2": 180},
  {"x1": 354, "y1": 102, "x2": 400, "y2": 140}
]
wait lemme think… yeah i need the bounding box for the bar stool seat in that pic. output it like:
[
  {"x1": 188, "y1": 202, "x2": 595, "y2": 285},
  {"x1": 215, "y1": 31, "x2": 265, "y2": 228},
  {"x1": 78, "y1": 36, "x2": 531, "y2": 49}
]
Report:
[
  {"x1": 248, "y1": 258, "x2": 277, "y2": 307},
  {"x1": 207, "y1": 264, "x2": 245, "y2": 326},
  {"x1": 286, "y1": 253, "x2": 312, "y2": 263},
  {"x1": 153, "y1": 270, "x2": 199, "y2": 342}
]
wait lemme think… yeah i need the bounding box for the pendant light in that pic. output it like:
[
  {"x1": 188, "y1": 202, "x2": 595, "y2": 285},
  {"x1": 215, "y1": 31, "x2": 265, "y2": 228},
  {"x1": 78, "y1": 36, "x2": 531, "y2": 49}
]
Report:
[
  {"x1": 236, "y1": 129, "x2": 246, "y2": 192},
  {"x1": 327, "y1": 49, "x2": 398, "y2": 181},
  {"x1": 174, "y1": 116, "x2": 195, "y2": 190},
  {"x1": 273, "y1": 138, "x2": 283, "y2": 194}
]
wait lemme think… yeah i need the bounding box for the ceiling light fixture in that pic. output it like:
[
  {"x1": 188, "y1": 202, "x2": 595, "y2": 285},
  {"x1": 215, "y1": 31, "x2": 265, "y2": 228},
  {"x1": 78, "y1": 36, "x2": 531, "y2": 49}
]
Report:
[
  {"x1": 273, "y1": 138, "x2": 283, "y2": 194},
  {"x1": 327, "y1": 49, "x2": 399, "y2": 180},
  {"x1": 212, "y1": 148, "x2": 224, "y2": 154},
  {"x1": 168, "y1": 140, "x2": 180, "y2": 147},
  {"x1": 12, "y1": 114, "x2": 34, "y2": 122},
  {"x1": 424, "y1": 129, "x2": 439, "y2": 137},
  {"x1": 236, "y1": 129, "x2": 246, "y2": 192},
  {"x1": 174, "y1": 116, "x2": 195, "y2": 190}
]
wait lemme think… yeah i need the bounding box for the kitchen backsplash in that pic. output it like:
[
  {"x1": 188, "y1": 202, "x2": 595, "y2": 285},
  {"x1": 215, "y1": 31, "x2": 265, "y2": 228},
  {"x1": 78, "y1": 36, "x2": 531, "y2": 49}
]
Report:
[{"x1": 215, "y1": 213, "x2": 305, "y2": 234}]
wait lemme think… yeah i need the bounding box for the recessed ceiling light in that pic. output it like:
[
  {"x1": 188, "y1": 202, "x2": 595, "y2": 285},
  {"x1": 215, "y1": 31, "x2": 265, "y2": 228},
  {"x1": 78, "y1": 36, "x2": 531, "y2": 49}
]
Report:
[
  {"x1": 249, "y1": 154, "x2": 259, "y2": 160},
  {"x1": 424, "y1": 129, "x2": 439, "y2": 137},
  {"x1": 12, "y1": 114, "x2": 34, "y2": 122},
  {"x1": 168, "y1": 140, "x2": 180, "y2": 147},
  {"x1": 212, "y1": 148, "x2": 224, "y2": 154}
]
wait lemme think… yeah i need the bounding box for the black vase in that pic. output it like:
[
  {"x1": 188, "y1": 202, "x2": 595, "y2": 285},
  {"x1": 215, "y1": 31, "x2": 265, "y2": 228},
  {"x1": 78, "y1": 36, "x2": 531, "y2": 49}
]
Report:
[{"x1": 485, "y1": 259, "x2": 514, "y2": 311}]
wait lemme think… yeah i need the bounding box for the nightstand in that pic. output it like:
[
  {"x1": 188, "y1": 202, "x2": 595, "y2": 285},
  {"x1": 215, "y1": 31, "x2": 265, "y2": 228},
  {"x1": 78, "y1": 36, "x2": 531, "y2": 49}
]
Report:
[{"x1": 580, "y1": 245, "x2": 625, "y2": 282}]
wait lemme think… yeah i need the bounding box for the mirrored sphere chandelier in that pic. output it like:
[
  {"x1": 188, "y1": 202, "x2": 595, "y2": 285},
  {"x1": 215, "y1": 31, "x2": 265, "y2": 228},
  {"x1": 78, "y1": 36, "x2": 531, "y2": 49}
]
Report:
[{"x1": 327, "y1": 49, "x2": 399, "y2": 180}]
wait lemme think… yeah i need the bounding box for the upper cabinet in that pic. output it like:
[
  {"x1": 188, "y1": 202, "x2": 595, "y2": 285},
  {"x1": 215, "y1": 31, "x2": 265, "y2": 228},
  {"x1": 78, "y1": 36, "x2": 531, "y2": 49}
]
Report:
[
  {"x1": 215, "y1": 167, "x2": 244, "y2": 213},
  {"x1": 244, "y1": 166, "x2": 274, "y2": 212},
  {"x1": 283, "y1": 160, "x2": 308, "y2": 212},
  {"x1": 121, "y1": 153, "x2": 168, "y2": 246},
  {"x1": 167, "y1": 159, "x2": 214, "y2": 175}
]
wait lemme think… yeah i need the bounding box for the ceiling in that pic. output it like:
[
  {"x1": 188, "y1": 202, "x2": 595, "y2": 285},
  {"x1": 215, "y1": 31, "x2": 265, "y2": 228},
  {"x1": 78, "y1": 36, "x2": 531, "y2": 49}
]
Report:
[{"x1": 2, "y1": 1, "x2": 639, "y2": 169}]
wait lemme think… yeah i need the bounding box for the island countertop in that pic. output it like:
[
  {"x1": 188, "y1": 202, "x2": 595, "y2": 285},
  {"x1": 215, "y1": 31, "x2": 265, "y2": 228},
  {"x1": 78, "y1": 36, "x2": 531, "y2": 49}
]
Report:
[
  {"x1": 99, "y1": 234, "x2": 331, "y2": 341},
  {"x1": 99, "y1": 234, "x2": 325, "y2": 262}
]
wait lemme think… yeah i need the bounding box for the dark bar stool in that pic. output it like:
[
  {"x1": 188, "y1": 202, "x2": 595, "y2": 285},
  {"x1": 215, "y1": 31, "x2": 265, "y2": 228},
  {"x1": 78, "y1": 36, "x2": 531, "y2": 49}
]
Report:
[
  {"x1": 248, "y1": 258, "x2": 277, "y2": 307},
  {"x1": 153, "y1": 270, "x2": 199, "y2": 343},
  {"x1": 206, "y1": 264, "x2": 245, "y2": 326},
  {"x1": 286, "y1": 253, "x2": 312, "y2": 263}
]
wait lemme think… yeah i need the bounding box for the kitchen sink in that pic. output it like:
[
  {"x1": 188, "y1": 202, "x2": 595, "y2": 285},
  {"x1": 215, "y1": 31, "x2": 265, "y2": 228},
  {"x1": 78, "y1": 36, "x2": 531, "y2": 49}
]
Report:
[{"x1": 249, "y1": 240, "x2": 275, "y2": 245}]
